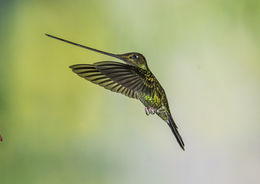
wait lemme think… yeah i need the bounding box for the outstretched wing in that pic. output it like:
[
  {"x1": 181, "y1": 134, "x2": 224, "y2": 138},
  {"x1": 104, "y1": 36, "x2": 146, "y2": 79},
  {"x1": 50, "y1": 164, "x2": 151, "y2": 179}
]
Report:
[{"x1": 70, "y1": 61, "x2": 154, "y2": 99}]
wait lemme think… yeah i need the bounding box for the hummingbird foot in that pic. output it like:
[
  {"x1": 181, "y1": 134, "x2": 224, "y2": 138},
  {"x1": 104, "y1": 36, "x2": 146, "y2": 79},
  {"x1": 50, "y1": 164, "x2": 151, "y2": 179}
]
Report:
[
  {"x1": 145, "y1": 107, "x2": 156, "y2": 115},
  {"x1": 145, "y1": 107, "x2": 150, "y2": 115},
  {"x1": 149, "y1": 107, "x2": 156, "y2": 115}
]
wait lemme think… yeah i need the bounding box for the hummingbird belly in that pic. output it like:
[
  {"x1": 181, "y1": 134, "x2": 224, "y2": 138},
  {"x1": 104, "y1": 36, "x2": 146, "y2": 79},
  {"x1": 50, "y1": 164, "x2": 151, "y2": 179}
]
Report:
[{"x1": 138, "y1": 89, "x2": 162, "y2": 110}]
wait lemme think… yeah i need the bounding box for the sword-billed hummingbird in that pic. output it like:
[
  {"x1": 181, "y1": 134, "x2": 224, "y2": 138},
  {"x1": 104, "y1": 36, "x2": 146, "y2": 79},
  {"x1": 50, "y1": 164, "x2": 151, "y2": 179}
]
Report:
[{"x1": 46, "y1": 34, "x2": 185, "y2": 150}]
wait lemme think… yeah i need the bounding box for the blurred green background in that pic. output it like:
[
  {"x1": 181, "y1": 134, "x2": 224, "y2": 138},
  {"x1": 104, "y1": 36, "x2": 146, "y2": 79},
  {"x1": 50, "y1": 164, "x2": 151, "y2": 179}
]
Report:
[{"x1": 0, "y1": 0, "x2": 260, "y2": 184}]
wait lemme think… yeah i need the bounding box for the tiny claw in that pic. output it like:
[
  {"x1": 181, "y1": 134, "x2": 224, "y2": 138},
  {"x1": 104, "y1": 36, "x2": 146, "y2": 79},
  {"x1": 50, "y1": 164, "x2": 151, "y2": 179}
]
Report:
[
  {"x1": 145, "y1": 107, "x2": 150, "y2": 116},
  {"x1": 150, "y1": 108, "x2": 156, "y2": 115}
]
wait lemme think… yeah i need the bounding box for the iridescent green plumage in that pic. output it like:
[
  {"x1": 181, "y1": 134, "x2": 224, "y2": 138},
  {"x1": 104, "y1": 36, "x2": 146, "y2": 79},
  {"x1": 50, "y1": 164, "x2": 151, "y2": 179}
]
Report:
[{"x1": 46, "y1": 34, "x2": 185, "y2": 150}]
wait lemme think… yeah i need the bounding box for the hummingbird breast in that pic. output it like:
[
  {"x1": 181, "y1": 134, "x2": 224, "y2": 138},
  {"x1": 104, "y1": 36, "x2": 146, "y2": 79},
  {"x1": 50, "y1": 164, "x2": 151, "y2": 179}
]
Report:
[{"x1": 137, "y1": 80, "x2": 165, "y2": 110}]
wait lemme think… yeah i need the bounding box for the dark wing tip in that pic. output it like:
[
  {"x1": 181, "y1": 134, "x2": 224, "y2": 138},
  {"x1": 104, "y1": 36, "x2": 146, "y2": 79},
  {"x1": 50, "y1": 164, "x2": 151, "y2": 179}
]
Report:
[
  {"x1": 69, "y1": 65, "x2": 75, "y2": 69},
  {"x1": 69, "y1": 64, "x2": 94, "y2": 69},
  {"x1": 45, "y1": 33, "x2": 55, "y2": 38}
]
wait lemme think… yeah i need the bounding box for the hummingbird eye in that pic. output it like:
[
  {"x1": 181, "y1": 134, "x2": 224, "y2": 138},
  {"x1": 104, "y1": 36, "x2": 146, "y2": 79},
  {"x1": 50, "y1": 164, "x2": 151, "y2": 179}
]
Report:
[{"x1": 130, "y1": 54, "x2": 139, "y2": 60}]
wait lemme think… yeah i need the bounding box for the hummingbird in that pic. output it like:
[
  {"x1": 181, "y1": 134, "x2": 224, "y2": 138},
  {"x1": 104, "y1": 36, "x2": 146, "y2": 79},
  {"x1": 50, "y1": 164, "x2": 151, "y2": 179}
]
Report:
[{"x1": 45, "y1": 34, "x2": 185, "y2": 150}]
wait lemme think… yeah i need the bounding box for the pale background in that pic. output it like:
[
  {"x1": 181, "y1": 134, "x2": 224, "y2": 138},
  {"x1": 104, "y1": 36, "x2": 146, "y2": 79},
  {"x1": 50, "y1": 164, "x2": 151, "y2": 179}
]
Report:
[{"x1": 0, "y1": 0, "x2": 260, "y2": 184}]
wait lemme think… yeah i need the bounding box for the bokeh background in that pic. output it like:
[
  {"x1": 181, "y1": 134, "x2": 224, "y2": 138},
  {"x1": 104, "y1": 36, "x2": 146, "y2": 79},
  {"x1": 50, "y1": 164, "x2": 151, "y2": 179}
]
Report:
[{"x1": 0, "y1": 0, "x2": 260, "y2": 184}]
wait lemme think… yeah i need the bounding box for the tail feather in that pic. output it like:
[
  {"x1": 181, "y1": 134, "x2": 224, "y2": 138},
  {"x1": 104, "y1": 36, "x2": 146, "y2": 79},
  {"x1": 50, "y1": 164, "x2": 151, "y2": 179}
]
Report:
[{"x1": 166, "y1": 113, "x2": 185, "y2": 150}]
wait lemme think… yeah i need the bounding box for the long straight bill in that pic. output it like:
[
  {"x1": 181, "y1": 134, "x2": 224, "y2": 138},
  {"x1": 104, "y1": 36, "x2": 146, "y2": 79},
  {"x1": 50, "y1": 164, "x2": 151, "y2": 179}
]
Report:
[{"x1": 45, "y1": 34, "x2": 119, "y2": 59}]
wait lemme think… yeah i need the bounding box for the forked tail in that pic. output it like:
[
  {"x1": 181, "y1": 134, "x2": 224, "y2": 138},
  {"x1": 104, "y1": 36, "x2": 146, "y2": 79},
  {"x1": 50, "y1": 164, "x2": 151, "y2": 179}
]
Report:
[{"x1": 165, "y1": 113, "x2": 185, "y2": 150}]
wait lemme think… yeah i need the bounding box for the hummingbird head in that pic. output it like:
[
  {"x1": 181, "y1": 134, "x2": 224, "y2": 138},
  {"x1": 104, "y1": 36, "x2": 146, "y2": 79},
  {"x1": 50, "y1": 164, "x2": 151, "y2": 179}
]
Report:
[
  {"x1": 118, "y1": 52, "x2": 148, "y2": 70},
  {"x1": 45, "y1": 34, "x2": 149, "y2": 70}
]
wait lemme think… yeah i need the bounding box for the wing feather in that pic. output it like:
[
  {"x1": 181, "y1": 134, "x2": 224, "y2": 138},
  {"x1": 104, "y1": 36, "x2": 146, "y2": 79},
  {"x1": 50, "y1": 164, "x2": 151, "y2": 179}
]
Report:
[{"x1": 70, "y1": 61, "x2": 154, "y2": 99}]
